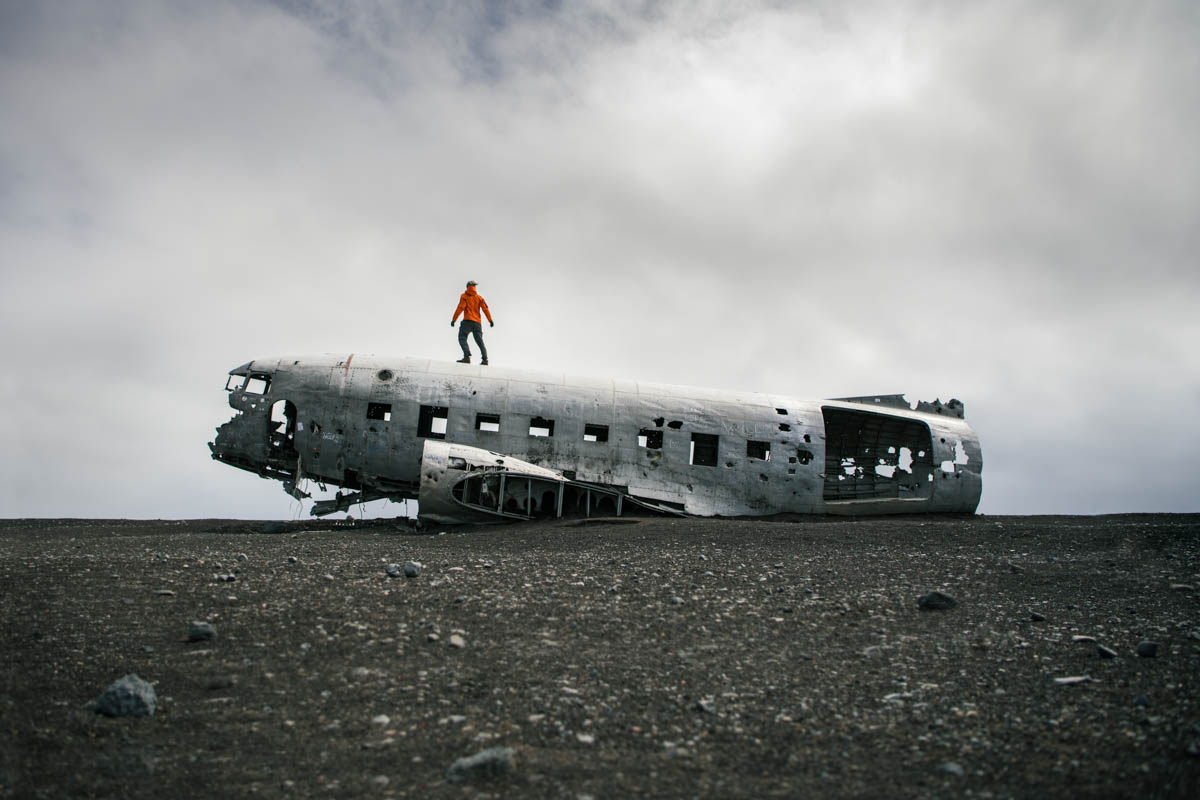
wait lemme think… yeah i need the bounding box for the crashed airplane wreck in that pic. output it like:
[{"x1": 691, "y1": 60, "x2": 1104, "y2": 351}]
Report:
[{"x1": 210, "y1": 355, "x2": 982, "y2": 524}]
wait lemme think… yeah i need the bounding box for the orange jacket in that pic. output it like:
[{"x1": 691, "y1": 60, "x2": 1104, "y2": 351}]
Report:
[{"x1": 452, "y1": 285, "x2": 492, "y2": 324}]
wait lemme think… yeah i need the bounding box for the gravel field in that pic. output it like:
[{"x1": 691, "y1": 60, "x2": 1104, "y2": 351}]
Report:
[{"x1": 1, "y1": 514, "x2": 1198, "y2": 799}]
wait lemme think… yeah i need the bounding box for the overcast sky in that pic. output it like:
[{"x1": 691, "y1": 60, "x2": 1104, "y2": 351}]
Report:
[{"x1": 2, "y1": 0, "x2": 1197, "y2": 519}]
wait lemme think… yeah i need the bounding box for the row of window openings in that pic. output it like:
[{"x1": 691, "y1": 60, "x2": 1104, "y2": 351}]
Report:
[{"x1": 367, "y1": 403, "x2": 785, "y2": 467}]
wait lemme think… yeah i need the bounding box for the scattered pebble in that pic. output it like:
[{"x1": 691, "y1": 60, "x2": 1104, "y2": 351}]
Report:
[
  {"x1": 404, "y1": 561, "x2": 423, "y2": 578},
  {"x1": 1136, "y1": 641, "x2": 1159, "y2": 658},
  {"x1": 1097, "y1": 644, "x2": 1119, "y2": 659},
  {"x1": 445, "y1": 746, "x2": 516, "y2": 783},
  {"x1": 96, "y1": 674, "x2": 157, "y2": 718},
  {"x1": 385, "y1": 564, "x2": 402, "y2": 578},
  {"x1": 371, "y1": 714, "x2": 390, "y2": 726},
  {"x1": 918, "y1": 591, "x2": 957, "y2": 611},
  {"x1": 187, "y1": 621, "x2": 216, "y2": 642},
  {"x1": 448, "y1": 634, "x2": 466, "y2": 648},
  {"x1": 1030, "y1": 611, "x2": 1046, "y2": 622},
  {"x1": 940, "y1": 762, "x2": 965, "y2": 777}
]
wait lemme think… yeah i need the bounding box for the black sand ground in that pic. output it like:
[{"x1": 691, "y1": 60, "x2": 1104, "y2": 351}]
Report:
[{"x1": 1, "y1": 514, "x2": 1198, "y2": 799}]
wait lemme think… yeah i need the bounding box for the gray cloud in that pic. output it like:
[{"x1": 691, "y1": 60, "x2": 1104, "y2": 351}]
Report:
[{"x1": 2, "y1": 0, "x2": 1197, "y2": 517}]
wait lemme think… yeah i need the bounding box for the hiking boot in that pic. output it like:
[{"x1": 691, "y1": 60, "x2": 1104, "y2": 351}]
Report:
[
  {"x1": 480, "y1": 359, "x2": 489, "y2": 366},
  {"x1": 456, "y1": 356, "x2": 470, "y2": 364}
]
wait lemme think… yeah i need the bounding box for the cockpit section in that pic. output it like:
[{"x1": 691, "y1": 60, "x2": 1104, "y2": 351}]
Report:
[
  {"x1": 209, "y1": 363, "x2": 298, "y2": 486},
  {"x1": 223, "y1": 363, "x2": 273, "y2": 404}
]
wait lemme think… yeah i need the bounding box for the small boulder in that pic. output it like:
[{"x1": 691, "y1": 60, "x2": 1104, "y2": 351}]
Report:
[
  {"x1": 404, "y1": 561, "x2": 423, "y2": 578},
  {"x1": 1136, "y1": 641, "x2": 1159, "y2": 658},
  {"x1": 187, "y1": 621, "x2": 216, "y2": 642},
  {"x1": 96, "y1": 674, "x2": 157, "y2": 718}
]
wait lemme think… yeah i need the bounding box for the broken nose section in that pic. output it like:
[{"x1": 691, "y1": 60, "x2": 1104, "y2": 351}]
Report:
[{"x1": 209, "y1": 412, "x2": 287, "y2": 481}]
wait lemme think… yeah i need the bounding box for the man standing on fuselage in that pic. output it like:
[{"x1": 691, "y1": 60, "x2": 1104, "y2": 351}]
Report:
[{"x1": 451, "y1": 280, "x2": 493, "y2": 365}]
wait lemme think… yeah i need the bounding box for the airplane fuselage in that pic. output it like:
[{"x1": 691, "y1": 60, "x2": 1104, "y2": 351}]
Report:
[{"x1": 210, "y1": 354, "x2": 982, "y2": 521}]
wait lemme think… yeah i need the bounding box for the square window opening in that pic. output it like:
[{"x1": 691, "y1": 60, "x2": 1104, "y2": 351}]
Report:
[
  {"x1": 691, "y1": 433, "x2": 719, "y2": 466},
  {"x1": 476, "y1": 413, "x2": 500, "y2": 433},
  {"x1": 529, "y1": 416, "x2": 555, "y2": 437},
  {"x1": 747, "y1": 440, "x2": 771, "y2": 461},
  {"x1": 418, "y1": 405, "x2": 448, "y2": 439},
  {"x1": 244, "y1": 375, "x2": 271, "y2": 395},
  {"x1": 638, "y1": 428, "x2": 663, "y2": 449},
  {"x1": 367, "y1": 402, "x2": 392, "y2": 422},
  {"x1": 583, "y1": 423, "x2": 609, "y2": 443}
]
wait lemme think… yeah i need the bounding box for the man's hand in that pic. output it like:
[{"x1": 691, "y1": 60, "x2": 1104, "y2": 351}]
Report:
[
  {"x1": 489, "y1": 321, "x2": 494, "y2": 327},
  {"x1": 450, "y1": 321, "x2": 455, "y2": 327}
]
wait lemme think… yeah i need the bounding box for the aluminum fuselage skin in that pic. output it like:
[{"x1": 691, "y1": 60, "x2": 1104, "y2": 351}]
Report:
[{"x1": 210, "y1": 354, "x2": 982, "y2": 517}]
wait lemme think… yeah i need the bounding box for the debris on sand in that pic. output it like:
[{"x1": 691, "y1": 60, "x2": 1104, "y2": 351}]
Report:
[{"x1": 1054, "y1": 675, "x2": 1092, "y2": 686}]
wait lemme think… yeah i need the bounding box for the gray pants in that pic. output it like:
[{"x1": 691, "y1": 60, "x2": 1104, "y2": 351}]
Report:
[{"x1": 458, "y1": 320, "x2": 487, "y2": 360}]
